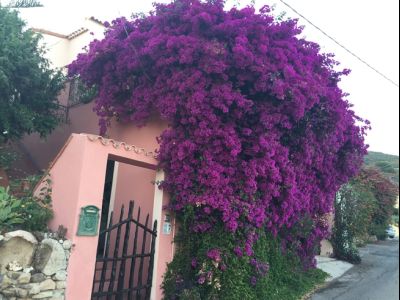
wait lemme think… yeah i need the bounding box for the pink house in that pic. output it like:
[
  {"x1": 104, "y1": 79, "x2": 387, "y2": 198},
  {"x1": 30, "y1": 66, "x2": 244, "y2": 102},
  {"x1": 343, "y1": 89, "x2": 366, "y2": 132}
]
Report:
[{"x1": 19, "y1": 17, "x2": 175, "y2": 300}]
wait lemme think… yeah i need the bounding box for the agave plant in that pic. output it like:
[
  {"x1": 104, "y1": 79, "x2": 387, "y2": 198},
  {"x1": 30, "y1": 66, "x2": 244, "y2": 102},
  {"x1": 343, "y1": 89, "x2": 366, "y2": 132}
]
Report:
[{"x1": 0, "y1": 186, "x2": 24, "y2": 231}]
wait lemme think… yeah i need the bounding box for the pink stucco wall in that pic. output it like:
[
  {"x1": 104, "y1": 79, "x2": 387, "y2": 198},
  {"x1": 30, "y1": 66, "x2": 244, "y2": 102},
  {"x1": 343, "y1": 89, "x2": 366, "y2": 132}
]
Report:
[
  {"x1": 37, "y1": 134, "x2": 174, "y2": 299},
  {"x1": 21, "y1": 101, "x2": 167, "y2": 171}
]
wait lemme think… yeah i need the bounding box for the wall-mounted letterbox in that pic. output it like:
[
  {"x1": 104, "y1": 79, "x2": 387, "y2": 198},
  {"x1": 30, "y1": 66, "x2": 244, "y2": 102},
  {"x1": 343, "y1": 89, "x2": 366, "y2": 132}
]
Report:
[{"x1": 77, "y1": 205, "x2": 100, "y2": 236}]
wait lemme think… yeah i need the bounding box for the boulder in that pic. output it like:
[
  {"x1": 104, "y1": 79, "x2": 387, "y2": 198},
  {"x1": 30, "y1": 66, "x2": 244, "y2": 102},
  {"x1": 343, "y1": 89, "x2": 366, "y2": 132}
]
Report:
[
  {"x1": 17, "y1": 272, "x2": 31, "y2": 284},
  {"x1": 0, "y1": 274, "x2": 15, "y2": 290},
  {"x1": 28, "y1": 283, "x2": 41, "y2": 295},
  {"x1": 52, "y1": 270, "x2": 67, "y2": 281},
  {"x1": 34, "y1": 239, "x2": 66, "y2": 276},
  {"x1": 0, "y1": 231, "x2": 37, "y2": 273},
  {"x1": 62, "y1": 240, "x2": 72, "y2": 250},
  {"x1": 15, "y1": 287, "x2": 28, "y2": 298},
  {"x1": 56, "y1": 280, "x2": 67, "y2": 289},
  {"x1": 1, "y1": 288, "x2": 16, "y2": 297},
  {"x1": 4, "y1": 231, "x2": 38, "y2": 245},
  {"x1": 31, "y1": 273, "x2": 47, "y2": 283},
  {"x1": 32, "y1": 291, "x2": 54, "y2": 299},
  {"x1": 39, "y1": 279, "x2": 56, "y2": 291}
]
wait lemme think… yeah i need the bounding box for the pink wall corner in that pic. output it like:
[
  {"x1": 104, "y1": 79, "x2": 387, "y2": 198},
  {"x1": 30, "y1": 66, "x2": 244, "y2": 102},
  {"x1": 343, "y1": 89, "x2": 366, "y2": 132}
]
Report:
[{"x1": 65, "y1": 136, "x2": 109, "y2": 300}]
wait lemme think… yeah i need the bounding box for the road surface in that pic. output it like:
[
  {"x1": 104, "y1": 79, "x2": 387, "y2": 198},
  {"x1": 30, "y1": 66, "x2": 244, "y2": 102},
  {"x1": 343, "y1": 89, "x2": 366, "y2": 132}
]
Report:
[{"x1": 312, "y1": 239, "x2": 399, "y2": 300}]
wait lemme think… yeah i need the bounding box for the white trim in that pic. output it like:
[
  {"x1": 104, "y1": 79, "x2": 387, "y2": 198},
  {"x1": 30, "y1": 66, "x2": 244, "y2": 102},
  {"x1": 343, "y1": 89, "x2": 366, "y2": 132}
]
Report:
[{"x1": 150, "y1": 170, "x2": 165, "y2": 300}]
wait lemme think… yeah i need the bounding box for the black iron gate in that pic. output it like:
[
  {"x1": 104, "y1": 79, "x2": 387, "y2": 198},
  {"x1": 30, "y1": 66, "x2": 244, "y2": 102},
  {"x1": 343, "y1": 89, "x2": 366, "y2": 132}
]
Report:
[{"x1": 92, "y1": 201, "x2": 157, "y2": 300}]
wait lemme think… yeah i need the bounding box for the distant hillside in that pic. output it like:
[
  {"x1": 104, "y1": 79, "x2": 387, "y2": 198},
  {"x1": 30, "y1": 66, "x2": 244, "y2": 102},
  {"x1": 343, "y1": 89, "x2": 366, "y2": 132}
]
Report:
[{"x1": 364, "y1": 151, "x2": 399, "y2": 185}]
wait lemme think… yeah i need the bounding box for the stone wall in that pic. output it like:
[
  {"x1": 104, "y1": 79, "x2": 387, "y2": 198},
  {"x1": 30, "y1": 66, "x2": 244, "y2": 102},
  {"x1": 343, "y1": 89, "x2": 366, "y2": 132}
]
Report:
[{"x1": 0, "y1": 230, "x2": 72, "y2": 300}]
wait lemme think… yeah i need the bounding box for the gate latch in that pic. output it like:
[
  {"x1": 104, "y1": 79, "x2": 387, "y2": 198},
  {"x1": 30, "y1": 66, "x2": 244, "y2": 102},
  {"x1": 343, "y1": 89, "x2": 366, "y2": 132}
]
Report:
[{"x1": 77, "y1": 205, "x2": 100, "y2": 236}]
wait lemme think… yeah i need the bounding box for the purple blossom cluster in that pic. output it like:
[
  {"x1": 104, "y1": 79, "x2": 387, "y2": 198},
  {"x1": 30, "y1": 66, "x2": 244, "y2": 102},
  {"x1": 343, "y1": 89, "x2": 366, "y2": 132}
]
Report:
[
  {"x1": 207, "y1": 248, "x2": 222, "y2": 262},
  {"x1": 69, "y1": 0, "x2": 368, "y2": 268}
]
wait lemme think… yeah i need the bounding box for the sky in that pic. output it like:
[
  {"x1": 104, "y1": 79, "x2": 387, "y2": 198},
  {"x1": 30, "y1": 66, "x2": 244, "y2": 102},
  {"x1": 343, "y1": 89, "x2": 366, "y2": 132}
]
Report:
[{"x1": 12, "y1": 0, "x2": 400, "y2": 155}]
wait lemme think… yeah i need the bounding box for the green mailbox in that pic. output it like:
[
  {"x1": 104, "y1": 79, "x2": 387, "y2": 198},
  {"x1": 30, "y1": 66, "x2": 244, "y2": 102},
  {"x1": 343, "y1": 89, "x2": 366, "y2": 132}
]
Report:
[{"x1": 77, "y1": 205, "x2": 100, "y2": 236}]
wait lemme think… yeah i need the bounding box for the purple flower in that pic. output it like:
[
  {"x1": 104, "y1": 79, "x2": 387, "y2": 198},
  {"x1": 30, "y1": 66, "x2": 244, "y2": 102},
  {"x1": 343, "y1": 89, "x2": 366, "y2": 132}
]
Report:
[
  {"x1": 207, "y1": 249, "x2": 222, "y2": 262},
  {"x1": 198, "y1": 276, "x2": 206, "y2": 285},
  {"x1": 219, "y1": 263, "x2": 227, "y2": 271},
  {"x1": 191, "y1": 258, "x2": 198, "y2": 269},
  {"x1": 234, "y1": 246, "x2": 243, "y2": 258},
  {"x1": 203, "y1": 207, "x2": 212, "y2": 214},
  {"x1": 250, "y1": 276, "x2": 257, "y2": 286}
]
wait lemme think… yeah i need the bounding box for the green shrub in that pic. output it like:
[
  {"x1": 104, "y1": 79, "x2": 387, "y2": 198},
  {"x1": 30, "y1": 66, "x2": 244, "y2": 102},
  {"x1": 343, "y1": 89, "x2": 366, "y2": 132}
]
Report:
[
  {"x1": 392, "y1": 215, "x2": 399, "y2": 227},
  {"x1": 332, "y1": 185, "x2": 363, "y2": 264},
  {"x1": 0, "y1": 175, "x2": 53, "y2": 232},
  {"x1": 162, "y1": 210, "x2": 328, "y2": 300},
  {"x1": 0, "y1": 186, "x2": 24, "y2": 229},
  {"x1": 369, "y1": 223, "x2": 388, "y2": 241}
]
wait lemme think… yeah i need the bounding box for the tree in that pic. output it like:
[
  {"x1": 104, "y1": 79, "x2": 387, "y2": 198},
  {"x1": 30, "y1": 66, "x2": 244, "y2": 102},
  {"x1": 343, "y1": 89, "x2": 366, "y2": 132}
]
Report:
[
  {"x1": 3, "y1": 0, "x2": 42, "y2": 7},
  {"x1": 0, "y1": 6, "x2": 64, "y2": 143}
]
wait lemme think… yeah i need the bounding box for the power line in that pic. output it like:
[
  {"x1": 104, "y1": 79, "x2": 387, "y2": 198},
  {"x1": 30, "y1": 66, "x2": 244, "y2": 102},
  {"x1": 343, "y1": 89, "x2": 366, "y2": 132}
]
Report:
[{"x1": 278, "y1": 0, "x2": 399, "y2": 88}]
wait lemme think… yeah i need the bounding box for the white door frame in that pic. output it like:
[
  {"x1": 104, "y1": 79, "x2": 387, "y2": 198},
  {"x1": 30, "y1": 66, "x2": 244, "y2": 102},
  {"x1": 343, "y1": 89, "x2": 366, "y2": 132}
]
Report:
[{"x1": 150, "y1": 170, "x2": 165, "y2": 300}]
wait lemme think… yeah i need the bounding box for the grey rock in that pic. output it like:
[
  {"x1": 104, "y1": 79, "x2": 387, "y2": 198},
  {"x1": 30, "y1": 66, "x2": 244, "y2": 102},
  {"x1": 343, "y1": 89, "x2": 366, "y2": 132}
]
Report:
[
  {"x1": 4, "y1": 231, "x2": 38, "y2": 245},
  {"x1": 31, "y1": 273, "x2": 47, "y2": 283},
  {"x1": 52, "y1": 289, "x2": 65, "y2": 298},
  {"x1": 15, "y1": 287, "x2": 28, "y2": 297},
  {"x1": 6, "y1": 271, "x2": 21, "y2": 280},
  {"x1": 34, "y1": 239, "x2": 66, "y2": 276},
  {"x1": 62, "y1": 240, "x2": 72, "y2": 250},
  {"x1": 0, "y1": 231, "x2": 37, "y2": 273},
  {"x1": 39, "y1": 279, "x2": 56, "y2": 291},
  {"x1": 17, "y1": 272, "x2": 31, "y2": 284},
  {"x1": 52, "y1": 271, "x2": 67, "y2": 281},
  {"x1": 1, "y1": 288, "x2": 16, "y2": 297},
  {"x1": 28, "y1": 283, "x2": 41, "y2": 295},
  {"x1": 55, "y1": 280, "x2": 66, "y2": 289},
  {"x1": 32, "y1": 291, "x2": 54, "y2": 298},
  {"x1": 0, "y1": 275, "x2": 14, "y2": 290}
]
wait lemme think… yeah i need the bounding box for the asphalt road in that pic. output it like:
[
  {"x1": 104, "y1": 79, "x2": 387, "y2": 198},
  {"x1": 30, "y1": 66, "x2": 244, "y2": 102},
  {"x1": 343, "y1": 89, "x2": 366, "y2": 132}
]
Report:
[{"x1": 312, "y1": 239, "x2": 399, "y2": 300}]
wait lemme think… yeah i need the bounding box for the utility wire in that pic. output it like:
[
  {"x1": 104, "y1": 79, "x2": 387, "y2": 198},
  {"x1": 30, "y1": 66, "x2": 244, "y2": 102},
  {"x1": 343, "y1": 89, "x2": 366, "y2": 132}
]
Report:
[{"x1": 278, "y1": 0, "x2": 399, "y2": 88}]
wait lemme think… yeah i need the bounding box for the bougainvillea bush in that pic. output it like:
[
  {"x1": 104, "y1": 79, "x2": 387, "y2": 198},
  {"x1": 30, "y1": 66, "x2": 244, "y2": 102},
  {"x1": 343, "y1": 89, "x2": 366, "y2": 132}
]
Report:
[{"x1": 69, "y1": 0, "x2": 368, "y2": 297}]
